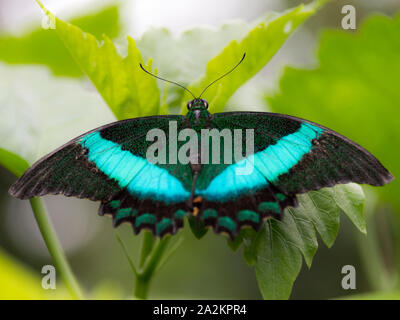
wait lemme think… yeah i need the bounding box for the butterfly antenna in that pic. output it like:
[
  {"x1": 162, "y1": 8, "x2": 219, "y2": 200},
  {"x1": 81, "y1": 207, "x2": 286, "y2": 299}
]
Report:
[
  {"x1": 139, "y1": 63, "x2": 196, "y2": 99},
  {"x1": 198, "y1": 53, "x2": 246, "y2": 99}
]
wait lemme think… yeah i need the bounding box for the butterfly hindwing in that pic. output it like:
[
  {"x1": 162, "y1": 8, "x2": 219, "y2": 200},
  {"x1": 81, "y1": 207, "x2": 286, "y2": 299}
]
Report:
[
  {"x1": 99, "y1": 189, "x2": 188, "y2": 237},
  {"x1": 197, "y1": 187, "x2": 297, "y2": 239}
]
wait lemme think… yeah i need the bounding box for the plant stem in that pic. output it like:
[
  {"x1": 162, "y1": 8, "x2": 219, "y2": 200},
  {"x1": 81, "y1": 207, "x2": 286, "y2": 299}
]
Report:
[
  {"x1": 115, "y1": 233, "x2": 137, "y2": 276},
  {"x1": 139, "y1": 231, "x2": 155, "y2": 268},
  {"x1": 134, "y1": 236, "x2": 171, "y2": 299},
  {"x1": 29, "y1": 197, "x2": 84, "y2": 299},
  {"x1": 134, "y1": 273, "x2": 151, "y2": 299},
  {"x1": 142, "y1": 236, "x2": 171, "y2": 279}
]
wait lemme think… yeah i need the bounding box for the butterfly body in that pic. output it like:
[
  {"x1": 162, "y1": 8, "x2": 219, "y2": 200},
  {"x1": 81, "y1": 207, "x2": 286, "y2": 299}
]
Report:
[{"x1": 9, "y1": 99, "x2": 393, "y2": 239}]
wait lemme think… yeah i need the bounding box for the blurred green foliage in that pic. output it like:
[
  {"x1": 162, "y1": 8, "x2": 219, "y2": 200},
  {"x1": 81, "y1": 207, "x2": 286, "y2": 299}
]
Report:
[
  {"x1": 344, "y1": 290, "x2": 400, "y2": 300},
  {"x1": 0, "y1": 5, "x2": 121, "y2": 77},
  {"x1": 41, "y1": 1, "x2": 160, "y2": 120},
  {"x1": 0, "y1": 0, "x2": 398, "y2": 300},
  {"x1": 0, "y1": 247, "x2": 126, "y2": 299},
  {"x1": 0, "y1": 249, "x2": 67, "y2": 299},
  {"x1": 185, "y1": 0, "x2": 329, "y2": 113},
  {"x1": 268, "y1": 14, "x2": 400, "y2": 213},
  {"x1": 3, "y1": 0, "x2": 364, "y2": 300},
  {"x1": 267, "y1": 12, "x2": 400, "y2": 298}
]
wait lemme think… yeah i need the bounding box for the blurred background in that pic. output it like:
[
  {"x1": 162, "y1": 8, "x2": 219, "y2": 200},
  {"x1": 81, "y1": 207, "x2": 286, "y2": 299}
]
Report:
[{"x1": 0, "y1": 0, "x2": 399, "y2": 299}]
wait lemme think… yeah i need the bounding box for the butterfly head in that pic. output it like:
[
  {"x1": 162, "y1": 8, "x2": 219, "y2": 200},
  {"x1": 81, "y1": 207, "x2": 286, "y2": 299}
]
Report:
[
  {"x1": 186, "y1": 98, "x2": 210, "y2": 126},
  {"x1": 187, "y1": 98, "x2": 209, "y2": 110}
]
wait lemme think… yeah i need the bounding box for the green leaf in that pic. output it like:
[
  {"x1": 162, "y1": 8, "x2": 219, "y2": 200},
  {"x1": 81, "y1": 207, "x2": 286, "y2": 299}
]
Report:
[
  {"x1": 267, "y1": 14, "x2": 400, "y2": 212},
  {"x1": 38, "y1": 2, "x2": 160, "y2": 120},
  {"x1": 0, "y1": 148, "x2": 29, "y2": 177},
  {"x1": 0, "y1": 5, "x2": 121, "y2": 77},
  {"x1": 254, "y1": 219, "x2": 303, "y2": 300},
  {"x1": 241, "y1": 228, "x2": 260, "y2": 266},
  {"x1": 182, "y1": 0, "x2": 328, "y2": 113},
  {"x1": 243, "y1": 184, "x2": 365, "y2": 300},
  {"x1": 188, "y1": 216, "x2": 208, "y2": 239},
  {"x1": 137, "y1": 23, "x2": 259, "y2": 109},
  {"x1": 227, "y1": 232, "x2": 244, "y2": 252},
  {"x1": 294, "y1": 187, "x2": 340, "y2": 248},
  {"x1": 333, "y1": 183, "x2": 366, "y2": 234},
  {"x1": 227, "y1": 228, "x2": 254, "y2": 252}
]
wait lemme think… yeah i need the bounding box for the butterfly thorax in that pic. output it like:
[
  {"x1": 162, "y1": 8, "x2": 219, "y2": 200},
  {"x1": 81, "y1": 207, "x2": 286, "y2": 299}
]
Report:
[{"x1": 185, "y1": 99, "x2": 211, "y2": 130}]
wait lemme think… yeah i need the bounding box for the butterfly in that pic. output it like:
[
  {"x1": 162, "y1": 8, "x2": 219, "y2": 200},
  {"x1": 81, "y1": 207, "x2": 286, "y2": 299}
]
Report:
[{"x1": 9, "y1": 54, "x2": 393, "y2": 240}]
